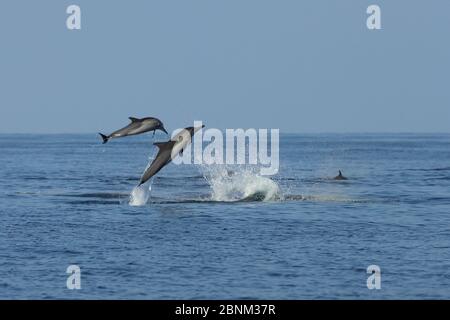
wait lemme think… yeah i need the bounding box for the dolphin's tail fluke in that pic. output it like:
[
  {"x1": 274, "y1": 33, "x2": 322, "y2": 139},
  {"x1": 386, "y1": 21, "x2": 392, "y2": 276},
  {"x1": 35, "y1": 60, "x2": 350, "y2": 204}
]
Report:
[{"x1": 98, "y1": 133, "x2": 109, "y2": 144}]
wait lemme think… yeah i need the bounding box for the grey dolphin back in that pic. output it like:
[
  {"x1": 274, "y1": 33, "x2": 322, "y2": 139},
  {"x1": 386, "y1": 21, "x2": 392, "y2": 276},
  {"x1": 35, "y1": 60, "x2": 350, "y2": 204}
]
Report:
[
  {"x1": 334, "y1": 170, "x2": 347, "y2": 180},
  {"x1": 138, "y1": 124, "x2": 204, "y2": 185},
  {"x1": 139, "y1": 141, "x2": 176, "y2": 185},
  {"x1": 99, "y1": 116, "x2": 168, "y2": 143}
]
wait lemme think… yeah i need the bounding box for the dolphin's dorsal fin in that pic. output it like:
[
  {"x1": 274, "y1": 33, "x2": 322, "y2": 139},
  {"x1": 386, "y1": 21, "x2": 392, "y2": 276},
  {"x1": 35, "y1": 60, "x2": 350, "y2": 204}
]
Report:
[
  {"x1": 129, "y1": 117, "x2": 140, "y2": 122},
  {"x1": 154, "y1": 141, "x2": 176, "y2": 150}
]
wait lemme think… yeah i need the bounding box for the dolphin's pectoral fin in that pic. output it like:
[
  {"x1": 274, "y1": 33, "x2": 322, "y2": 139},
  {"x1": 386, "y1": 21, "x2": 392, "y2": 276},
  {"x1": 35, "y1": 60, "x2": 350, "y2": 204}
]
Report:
[{"x1": 179, "y1": 149, "x2": 183, "y2": 156}]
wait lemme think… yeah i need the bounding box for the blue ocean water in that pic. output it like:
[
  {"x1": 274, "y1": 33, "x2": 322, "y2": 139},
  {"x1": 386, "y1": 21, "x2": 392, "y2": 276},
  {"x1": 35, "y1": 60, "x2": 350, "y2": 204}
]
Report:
[{"x1": 0, "y1": 133, "x2": 449, "y2": 299}]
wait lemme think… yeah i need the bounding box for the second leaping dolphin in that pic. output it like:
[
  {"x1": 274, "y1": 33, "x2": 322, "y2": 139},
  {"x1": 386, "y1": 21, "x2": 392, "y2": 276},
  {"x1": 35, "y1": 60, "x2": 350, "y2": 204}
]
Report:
[
  {"x1": 138, "y1": 125, "x2": 205, "y2": 186},
  {"x1": 99, "y1": 117, "x2": 168, "y2": 144}
]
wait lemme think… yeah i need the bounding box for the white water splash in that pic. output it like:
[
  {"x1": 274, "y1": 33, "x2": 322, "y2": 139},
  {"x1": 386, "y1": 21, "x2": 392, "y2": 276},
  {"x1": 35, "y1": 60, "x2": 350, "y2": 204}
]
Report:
[
  {"x1": 201, "y1": 165, "x2": 281, "y2": 202},
  {"x1": 129, "y1": 184, "x2": 151, "y2": 206},
  {"x1": 128, "y1": 145, "x2": 158, "y2": 207}
]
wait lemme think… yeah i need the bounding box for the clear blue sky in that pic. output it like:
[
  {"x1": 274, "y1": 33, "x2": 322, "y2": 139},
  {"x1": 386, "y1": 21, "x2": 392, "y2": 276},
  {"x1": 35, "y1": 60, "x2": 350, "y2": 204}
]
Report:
[{"x1": 0, "y1": 0, "x2": 449, "y2": 133}]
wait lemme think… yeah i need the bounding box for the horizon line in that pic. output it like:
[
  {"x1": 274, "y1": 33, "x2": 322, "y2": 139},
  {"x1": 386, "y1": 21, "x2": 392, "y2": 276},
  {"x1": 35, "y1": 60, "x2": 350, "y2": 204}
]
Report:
[{"x1": 0, "y1": 131, "x2": 449, "y2": 135}]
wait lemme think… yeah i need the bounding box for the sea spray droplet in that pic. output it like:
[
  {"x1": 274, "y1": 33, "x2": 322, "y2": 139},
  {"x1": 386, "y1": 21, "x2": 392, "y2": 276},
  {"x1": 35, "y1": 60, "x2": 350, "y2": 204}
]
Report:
[
  {"x1": 201, "y1": 166, "x2": 281, "y2": 202},
  {"x1": 129, "y1": 184, "x2": 151, "y2": 206}
]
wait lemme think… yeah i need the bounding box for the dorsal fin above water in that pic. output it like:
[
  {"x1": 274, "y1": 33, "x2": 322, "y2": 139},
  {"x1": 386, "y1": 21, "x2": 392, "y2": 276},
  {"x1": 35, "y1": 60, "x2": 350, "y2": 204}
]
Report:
[
  {"x1": 129, "y1": 117, "x2": 140, "y2": 122},
  {"x1": 153, "y1": 141, "x2": 176, "y2": 150}
]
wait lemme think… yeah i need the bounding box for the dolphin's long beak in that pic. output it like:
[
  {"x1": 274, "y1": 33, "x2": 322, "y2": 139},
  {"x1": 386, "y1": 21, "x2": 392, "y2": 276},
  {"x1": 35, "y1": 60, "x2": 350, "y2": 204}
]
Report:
[{"x1": 161, "y1": 126, "x2": 168, "y2": 135}]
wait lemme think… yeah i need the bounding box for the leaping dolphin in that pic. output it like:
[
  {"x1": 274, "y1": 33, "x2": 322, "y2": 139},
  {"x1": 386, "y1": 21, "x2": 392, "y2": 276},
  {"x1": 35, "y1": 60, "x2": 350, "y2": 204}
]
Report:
[
  {"x1": 333, "y1": 170, "x2": 348, "y2": 180},
  {"x1": 99, "y1": 117, "x2": 168, "y2": 144},
  {"x1": 138, "y1": 125, "x2": 205, "y2": 186}
]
